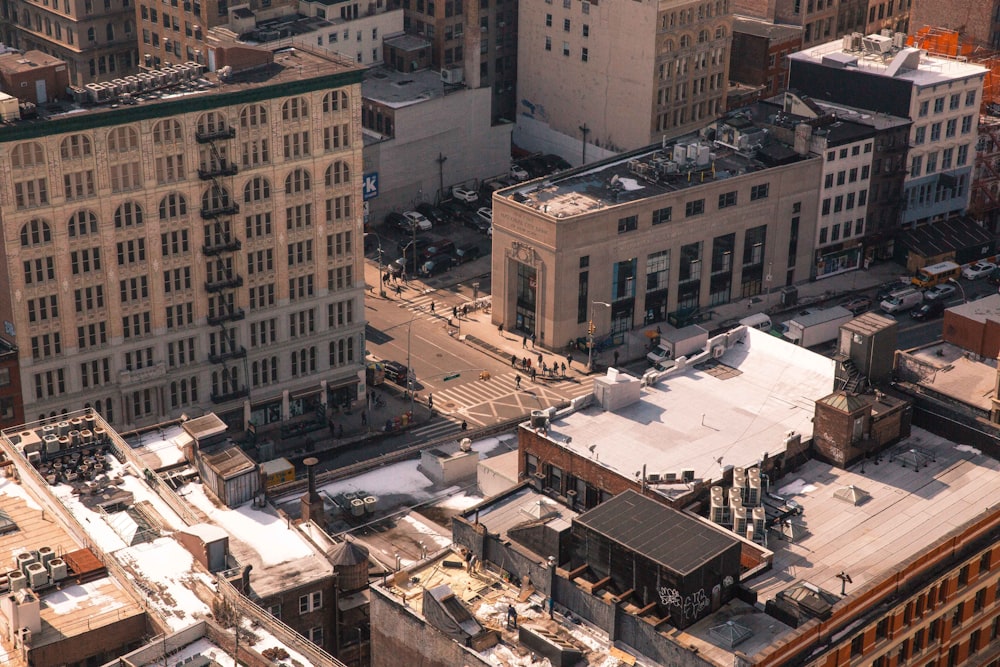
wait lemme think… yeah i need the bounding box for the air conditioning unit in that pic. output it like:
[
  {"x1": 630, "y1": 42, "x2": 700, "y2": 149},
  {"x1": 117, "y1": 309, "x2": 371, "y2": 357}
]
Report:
[
  {"x1": 662, "y1": 471, "x2": 678, "y2": 482},
  {"x1": 26, "y1": 563, "x2": 47, "y2": 589},
  {"x1": 646, "y1": 473, "x2": 661, "y2": 484},
  {"x1": 441, "y1": 66, "x2": 464, "y2": 84},
  {"x1": 681, "y1": 469, "x2": 695, "y2": 482}
]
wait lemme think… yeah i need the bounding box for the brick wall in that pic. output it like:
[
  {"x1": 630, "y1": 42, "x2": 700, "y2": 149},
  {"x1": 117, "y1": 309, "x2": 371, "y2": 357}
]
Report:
[{"x1": 909, "y1": 0, "x2": 996, "y2": 47}]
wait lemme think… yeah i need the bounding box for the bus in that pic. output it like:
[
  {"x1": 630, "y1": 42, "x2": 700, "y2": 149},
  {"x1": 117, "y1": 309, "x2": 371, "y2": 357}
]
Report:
[{"x1": 911, "y1": 261, "x2": 961, "y2": 289}]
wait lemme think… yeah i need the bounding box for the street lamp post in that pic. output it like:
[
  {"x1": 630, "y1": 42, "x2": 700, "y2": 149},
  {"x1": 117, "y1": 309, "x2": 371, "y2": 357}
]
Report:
[
  {"x1": 948, "y1": 278, "x2": 967, "y2": 303},
  {"x1": 365, "y1": 232, "x2": 386, "y2": 297},
  {"x1": 405, "y1": 312, "x2": 416, "y2": 415},
  {"x1": 587, "y1": 301, "x2": 611, "y2": 372}
]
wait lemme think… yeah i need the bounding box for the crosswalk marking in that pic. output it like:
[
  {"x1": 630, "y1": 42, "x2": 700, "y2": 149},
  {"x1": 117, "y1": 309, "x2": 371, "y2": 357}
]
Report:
[
  {"x1": 409, "y1": 418, "x2": 464, "y2": 441},
  {"x1": 433, "y1": 372, "x2": 593, "y2": 415},
  {"x1": 396, "y1": 291, "x2": 466, "y2": 321}
]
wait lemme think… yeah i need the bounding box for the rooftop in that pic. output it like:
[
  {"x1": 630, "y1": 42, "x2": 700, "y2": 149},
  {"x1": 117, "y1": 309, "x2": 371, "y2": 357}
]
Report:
[
  {"x1": 0, "y1": 472, "x2": 145, "y2": 654},
  {"x1": 363, "y1": 66, "x2": 446, "y2": 108},
  {"x1": 0, "y1": 45, "x2": 361, "y2": 142},
  {"x1": 378, "y1": 551, "x2": 631, "y2": 666},
  {"x1": 732, "y1": 16, "x2": 803, "y2": 41},
  {"x1": 499, "y1": 119, "x2": 816, "y2": 218},
  {"x1": 534, "y1": 328, "x2": 834, "y2": 500},
  {"x1": 788, "y1": 35, "x2": 988, "y2": 87},
  {"x1": 900, "y1": 339, "x2": 997, "y2": 413},
  {"x1": 463, "y1": 486, "x2": 578, "y2": 559},
  {"x1": 575, "y1": 490, "x2": 739, "y2": 575},
  {"x1": 745, "y1": 426, "x2": 1000, "y2": 604}
]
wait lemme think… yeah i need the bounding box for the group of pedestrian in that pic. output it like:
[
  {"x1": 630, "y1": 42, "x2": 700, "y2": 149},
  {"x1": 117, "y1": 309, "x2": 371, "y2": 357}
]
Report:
[{"x1": 521, "y1": 333, "x2": 537, "y2": 349}]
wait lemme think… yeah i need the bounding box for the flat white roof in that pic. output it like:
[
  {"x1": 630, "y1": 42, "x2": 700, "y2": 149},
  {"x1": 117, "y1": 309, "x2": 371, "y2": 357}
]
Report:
[
  {"x1": 788, "y1": 39, "x2": 988, "y2": 87},
  {"x1": 543, "y1": 329, "x2": 834, "y2": 495}
]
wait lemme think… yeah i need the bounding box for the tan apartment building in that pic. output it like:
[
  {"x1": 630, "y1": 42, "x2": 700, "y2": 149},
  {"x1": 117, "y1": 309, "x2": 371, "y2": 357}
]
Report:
[
  {"x1": 516, "y1": 0, "x2": 731, "y2": 161},
  {"x1": 0, "y1": 45, "x2": 366, "y2": 431},
  {"x1": 490, "y1": 121, "x2": 821, "y2": 347},
  {"x1": 736, "y1": 0, "x2": 909, "y2": 49},
  {"x1": 0, "y1": 0, "x2": 138, "y2": 86}
]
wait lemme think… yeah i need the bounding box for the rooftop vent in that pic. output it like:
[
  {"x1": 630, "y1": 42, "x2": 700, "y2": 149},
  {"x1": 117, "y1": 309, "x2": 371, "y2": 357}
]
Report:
[{"x1": 709, "y1": 620, "x2": 753, "y2": 648}]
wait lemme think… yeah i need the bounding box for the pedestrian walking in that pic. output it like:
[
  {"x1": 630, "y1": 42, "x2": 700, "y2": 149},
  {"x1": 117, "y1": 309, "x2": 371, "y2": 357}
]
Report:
[
  {"x1": 614, "y1": 350, "x2": 620, "y2": 366},
  {"x1": 511, "y1": 354, "x2": 517, "y2": 367},
  {"x1": 428, "y1": 393, "x2": 434, "y2": 410},
  {"x1": 453, "y1": 306, "x2": 458, "y2": 319},
  {"x1": 522, "y1": 335, "x2": 527, "y2": 348},
  {"x1": 498, "y1": 322, "x2": 504, "y2": 335},
  {"x1": 541, "y1": 361, "x2": 547, "y2": 373},
  {"x1": 561, "y1": 362, "x2": 567, "y2": 375},
  {"x1": 462, "y1": 304, "x2": 468, "y2": 317},
  {"x1": 461, "y1": 420, "x2": 468, "y2": 431},
  {"x1": 567, "y1": 353, "x2": 573, "y2": 367},
  {"x1": 395, "y1": 284, "x2": 402, "y2": 297},
  {"x1": 515, "y1": 374, "x2": 522, "y2": 389},
  {"x1": 430, "y1": 302, "x2": 435, "y2": 313},
  {"x1": 526, "y1": 357, "x2": 532, "y2": 369},
  {"x1": 537, "y1": 353, "x2": 543, "y2": 366},
  {"x1": 361, "y1": 410, "x2": 367, "y2": 426},
  {"x1": 507, "y1": 605, "x2": 518, "y2": 630},
  {"x1": 530, "y1": 333, "x2": 536, "y2": 348},
  {"x1": 531, "y1": 368, "x2": 537, "y2": 381}
]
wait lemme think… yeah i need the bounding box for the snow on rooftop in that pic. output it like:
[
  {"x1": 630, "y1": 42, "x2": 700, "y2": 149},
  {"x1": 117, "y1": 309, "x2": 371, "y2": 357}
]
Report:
[
  {"x1": 116, "y1": 537, "x2": 212, "y2": 631},
  {"x1": 43, "y1": 577, "x2": 128, "y2": 616},
  {"x1": 181, "y1": 482, "x2": 315, "y2": 567},
  {"x1": 50, "y1": 480, "x2": 129, "y2": 553},
  {"x1": 397, "y1": 514, "x2": 451, "y2": 551},
  {"x1": 0, "y1": 475, "x2": 41, "y2": 510},
  {"x1": 245, "y1": 620, "x2": 314, "y2": 667},
  {"x1": 127, "y1": 424, "x2": 191, "y2": 470},
  {"x1": 113, "y1": 463, "x2": 187, "y2": 531},
  {"x1": 162, "y1": 637, "x2": 238, "y2": 667}
]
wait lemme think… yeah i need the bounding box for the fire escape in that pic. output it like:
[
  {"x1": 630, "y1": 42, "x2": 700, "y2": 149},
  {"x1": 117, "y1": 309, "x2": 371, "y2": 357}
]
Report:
[{"x1": 196, "y1": 121, "x2": 249, "y2": 404}]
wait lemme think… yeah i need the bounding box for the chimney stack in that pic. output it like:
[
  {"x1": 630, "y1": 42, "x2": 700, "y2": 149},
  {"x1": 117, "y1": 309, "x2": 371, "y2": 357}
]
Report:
[{"x1": 300, "y1": 457, "x2": 326, "y2": 530}]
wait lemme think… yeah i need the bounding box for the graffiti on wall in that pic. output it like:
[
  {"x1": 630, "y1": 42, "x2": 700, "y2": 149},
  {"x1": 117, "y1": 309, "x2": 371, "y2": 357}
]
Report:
[{"x1": 657, "y1": 587, "x2": 710, "y2": 619}]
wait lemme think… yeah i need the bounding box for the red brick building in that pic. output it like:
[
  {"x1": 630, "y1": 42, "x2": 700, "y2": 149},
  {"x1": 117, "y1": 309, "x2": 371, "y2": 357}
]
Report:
[{"x1": 730, "y1": 17, "x2": 802, "y2": 101}]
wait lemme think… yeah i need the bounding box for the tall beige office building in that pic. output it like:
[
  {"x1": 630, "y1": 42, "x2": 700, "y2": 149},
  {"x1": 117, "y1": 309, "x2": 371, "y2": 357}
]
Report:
[
  {"x1": 0, "y1": 46, "x2": 366, "y2": 431},
  {"x1": 516, "y1": 0, "x2": 731, "y2": 157},
  {"x1": 0, "y1": 0, "x2": 138, "y2": 86}
]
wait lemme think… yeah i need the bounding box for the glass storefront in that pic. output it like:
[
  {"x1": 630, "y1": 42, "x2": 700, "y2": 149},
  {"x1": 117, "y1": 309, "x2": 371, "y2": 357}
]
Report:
[{"x1": 515, "y1": 262, "x2": 537, "y2": 335}]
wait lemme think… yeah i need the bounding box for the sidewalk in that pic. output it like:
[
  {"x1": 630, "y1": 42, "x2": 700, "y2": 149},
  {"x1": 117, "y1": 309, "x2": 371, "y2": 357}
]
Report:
[{"x1": 451, "y1": 261, "x2": 908, "y2": 371}]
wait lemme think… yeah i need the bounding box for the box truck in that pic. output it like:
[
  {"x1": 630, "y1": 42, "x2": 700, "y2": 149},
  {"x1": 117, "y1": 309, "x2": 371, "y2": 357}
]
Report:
[{"x1": 781, "y1": 306, "x2": 853, "y2": 347}]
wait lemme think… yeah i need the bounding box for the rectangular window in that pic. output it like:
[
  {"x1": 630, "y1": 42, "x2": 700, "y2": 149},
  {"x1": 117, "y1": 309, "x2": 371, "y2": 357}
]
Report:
[
  {"x1": 966, "y1": 90, "x2": 977, "y2": 107},
  {"x1": 961, "y1": 115, "x2": 973, "y2": 134},
  {"x1": 945, "y1": 118, "x2": 957, "y2": 138},
  {"x1": 718, "y1": 191, "x2": 737, "y2": 208},
  {"x1": 685, "y1": 199, "x2": 705, "y2": 217},
  {"x1": 930, "y1": 123, "x2": 941, "y2": 141},
  {"x1": 652, "y1": 207, "x2": 672, "y2": 225},
  {"x1": 617, "y1": 215, "x2": 637, "y2": 233},
  {"x1": 919, "y1": 100, "x2": 929, "y2": 117},
  {"x1": 915, "y1": 126, "x2": 926, "y2": 144},
  {"x1": 933, "y1": 97, "x2": 944, "y2": 113},
  {"x1": 750, "y1": 183, "x2": 769, "y2": 200}
]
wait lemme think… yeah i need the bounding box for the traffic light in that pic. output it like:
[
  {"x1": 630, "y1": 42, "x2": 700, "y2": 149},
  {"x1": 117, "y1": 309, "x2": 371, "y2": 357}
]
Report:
[{"x1": 588, "y1": 321, "x2": 595, "y2": 335}]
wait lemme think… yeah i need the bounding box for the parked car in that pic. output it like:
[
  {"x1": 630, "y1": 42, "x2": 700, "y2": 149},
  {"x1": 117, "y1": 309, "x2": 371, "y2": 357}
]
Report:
[
  {"x1": 420, "y1": 255, "x2": 453, "y2": 277},
  {"x1": 385, "y1": 211, "x2": 411, "y2": 233},
  {"x1": 476, "y1": 207, "x2": 493, "y2": 226},
  {"x1": 988, "y1": 268, "x2": 1000, "y2": 286},
  {"x1": 510, "y1": 164, "x2": 530, "y2": 181},
  {"x1": 911, "y1": 300, "x2": 945, "y2": 321},
  {"x1": 438, "y1": 199, "x2": 469, "y2": 221},
  {"x1": 396, "y1": 236, "x2": 433, "y2": 257},
  {"x1": 421, "y1": 239, "x2": 455, "y2": 261},
  {"x1": 464, "y1": 213, "x2": 491, "y2": 234},
  {"x1": 923, "y1": 283, "x2": 957, "y2": 301},
  {"x1": 415, "y1": 202, "x2": 448, "y2": 226},
  {"x1": 839, "y1": 296, "x2": 872, "y2": 316},
  {"x1": 962, "y1": 261, "x2": 997, "y2": 280},
  {"x1": 451, "y1": 243, "x2": 482, "y2": 265},
  {"x1": 540, "y1": 154, "x2": 572, "y2": 172},
  {"x1": 518, "y1": 156, "x2": 550, "y2": 178},
  {"x1": 402, "y1": 210, "x2": 433, "y2": 231},
  {"x1": 452, "y1": 187, "x2": 479, "y2": 204}
]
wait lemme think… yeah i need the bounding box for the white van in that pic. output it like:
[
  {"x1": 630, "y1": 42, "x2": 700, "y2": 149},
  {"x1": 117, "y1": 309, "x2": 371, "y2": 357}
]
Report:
[
  {"x1": 880, "y1": 287, "x2": 923, "y2": 313},
  {"x1": 739, "y1": 313, "x2": 773, "y2": 332}
]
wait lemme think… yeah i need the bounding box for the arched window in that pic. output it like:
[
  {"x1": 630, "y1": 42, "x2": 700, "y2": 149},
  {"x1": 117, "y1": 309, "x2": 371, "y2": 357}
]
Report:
[
  {"x1": 68, "y1": 210, "x2": 98, "y2": 237},
  {"x1": 20, "y1": 219, "x2": 51, "y2": 247},
  {"x1": 680, "y1": 34, "x2": 691, "y2": 48},
  {"x1": 11, "y1": 141, "x2": 45, "y2": 168},
  {"x1": 240, "y1": 104, "x2": 267, "y2": 128},
  {"x1": 87, "y1": 27, "x2": 96, "y2": 42},
  {"x1": 243, "y1": 177, "x2": 271, "y2": 203},
  {"x1": 202, "y1": 185, "x2": 231, "y2": 210},
  {"x1": 282, "y1": 97, "x2": 309, "y2": 121},
  {"x1": 325, "y1": 161, "x2": 351, "y2": 186},
  {"x1": 196, "y1": 111, "x2": 227, "y2": 135},
  {"x1": 114, "y1": 201, "x2": 144, "y2": 228},
  {"x1": 107, "y1": 127, "x2": 139, "y2": 152},
  {"x1": 285, "y1": 169, "x2": 311, "y2": 194},
  {"x1": 60, "y1": 135, "x2": 92, "y2": 159},
  {"x1": 159, "y1": 193, "x2": 188, "y2": 220},
  {"x1": 152, "y1": 119, "x2": 183, "y2": 144},
  {"x1": 715, "y1": 26, "x2": 726, "y2": 39},
  {"x1": 698, "y1": 29, "x2": 709, "y2": 43},
  {"x1": 323, "y1": 90, "x2": 349, "y2": 113}
]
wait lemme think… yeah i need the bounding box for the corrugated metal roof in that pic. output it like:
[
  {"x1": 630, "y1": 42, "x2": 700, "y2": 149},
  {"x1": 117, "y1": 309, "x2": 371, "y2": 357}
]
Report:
[{"x1": 574, "y1": 490, "x2": 739, "y2": 575}]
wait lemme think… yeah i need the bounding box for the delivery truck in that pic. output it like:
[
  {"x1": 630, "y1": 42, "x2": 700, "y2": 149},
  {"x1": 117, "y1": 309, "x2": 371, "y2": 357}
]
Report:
[
  {"x1": 781, "y1": 306, "x2": 853, "y2": 348},
  {"x1": 646, "y1": 324, "x2": 709, "y2": 365}
]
